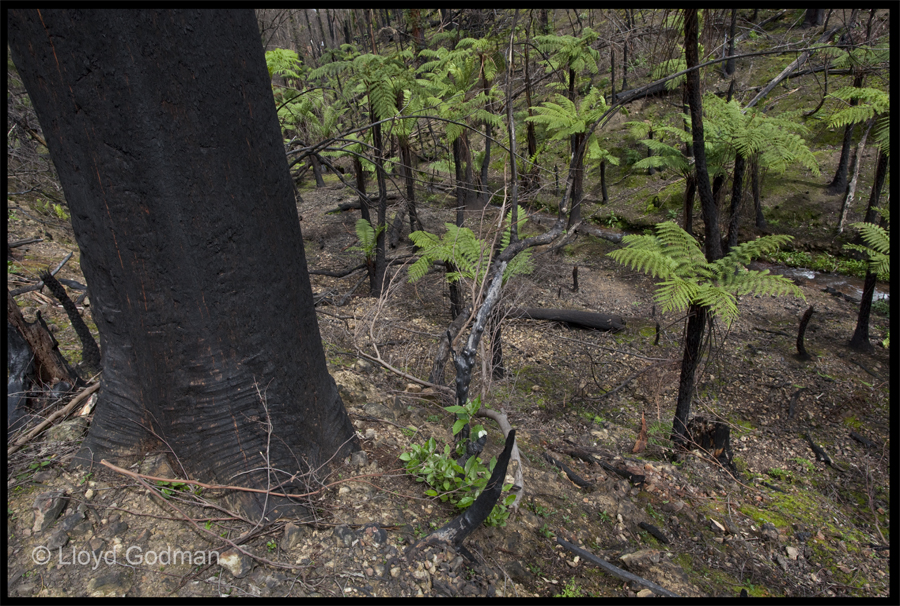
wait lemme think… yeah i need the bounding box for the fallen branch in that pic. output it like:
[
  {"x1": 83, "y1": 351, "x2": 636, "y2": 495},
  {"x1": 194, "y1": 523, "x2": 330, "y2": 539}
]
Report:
[
  {"x1": 355, "y1": 349, "x2": 453, "y2": 397},
  {"x1": 100, "y1": 458, "x2": 401, "y2": 500},
  {"x1": 9, "y1": 252, "x2": 73, "y2": 296},
  {"x1": 8, "y1": 237, "x2": 43, "y2": 249},
  {"x1": 542, "y1": 452, "x2": 593, "y2": 489},
  {"x1": 849, "y1": 430, "x2": 881, "y2": 449},
  {"x1": 556, "y1": 537, "x2": 681, "y2": 597},
  {"x1": 8, "y1": 382, "x2": 100, "y2": 456}
]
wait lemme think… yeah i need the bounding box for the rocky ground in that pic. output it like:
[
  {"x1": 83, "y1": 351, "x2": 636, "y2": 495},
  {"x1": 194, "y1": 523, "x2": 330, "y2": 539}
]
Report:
[{"x1": 6, "y1": 179, "x2": 891, "y2": 598}]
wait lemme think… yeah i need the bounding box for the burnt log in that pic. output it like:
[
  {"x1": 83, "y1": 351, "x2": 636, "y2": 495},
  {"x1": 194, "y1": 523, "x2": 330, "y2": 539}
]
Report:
[
  {"x1": 508, "y1": 307, "x2": 624, "y2": 331},
  {"x1": 542, "y1": 452, "x2": 593, "y2": 489},
  {"x1": 803, "y1": 433, "x2": 837, "y2": 468}
]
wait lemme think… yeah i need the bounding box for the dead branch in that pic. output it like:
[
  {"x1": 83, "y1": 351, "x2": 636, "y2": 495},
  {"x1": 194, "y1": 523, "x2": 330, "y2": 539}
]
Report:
[
  {"x1": 7, "y1": 382, "x2": 99, "y2": 456},
  {"x1": 557, "y1": 536, "x2": 681, "y2": 597}
]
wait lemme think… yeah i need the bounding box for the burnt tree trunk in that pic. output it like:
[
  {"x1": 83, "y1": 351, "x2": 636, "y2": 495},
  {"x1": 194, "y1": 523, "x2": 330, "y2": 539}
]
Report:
[
  {"x1": 685, "y1": 9, "x2": 723, "y2": 262},
  {"x1": 9, "y1": 8, "x2": 359, "y2": 520},
  {"x1": 683, "y1": 172, "x2": 697, "y2": 236},
  {"x1": 566, "y1": 132, "x2": 587, "y2": 230},
  {"x1": 370, "y1": 119, "x2": 389, "y2": 296},
  {"x1": 752, "y1": 157, "x2": 766, "y2": 229}
]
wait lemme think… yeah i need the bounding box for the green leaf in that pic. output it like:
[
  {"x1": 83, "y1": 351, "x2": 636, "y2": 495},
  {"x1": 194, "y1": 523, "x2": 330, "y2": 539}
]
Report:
[
  {"x1": 425, "y1": 489, "x2": 438, "y2": 497},
  {"x1": 452, "y1": 419, "x2": 467, "y2": 435},
  {"x1": 444, "y1": 405, "x2": 468, "y2": 414}
]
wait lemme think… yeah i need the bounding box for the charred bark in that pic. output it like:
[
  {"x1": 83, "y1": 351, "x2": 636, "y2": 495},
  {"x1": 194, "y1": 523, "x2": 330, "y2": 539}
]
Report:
[
  {"x1": 849, "y1": 270, "x2": 877, "y2": 352},
  {"x1": 9, "y1": 9, "x2": 359, "y2": 520},
  {"x1": 672, "y1": 303, "x2": 707, "y2": 448}
]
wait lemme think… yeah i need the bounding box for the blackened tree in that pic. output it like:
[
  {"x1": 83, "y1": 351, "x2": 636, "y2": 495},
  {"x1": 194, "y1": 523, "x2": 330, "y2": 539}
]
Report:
[{"x1": 8, "y1": 9, "x2": 359, "y2": 519}]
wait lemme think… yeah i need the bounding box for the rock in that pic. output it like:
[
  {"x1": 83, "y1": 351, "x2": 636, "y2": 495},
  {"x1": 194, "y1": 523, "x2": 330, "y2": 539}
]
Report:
[
  {"x1": 619, "y1": 549, "x2": 661, "y2": 570},
  {"x1": 32, "y1": 490, "x2": 68, "y2": 534},
  {"x1": 333, "y1": 370, "x2": 384, "y2": 407},
  {"x1": 405, "y1": 383, "x2": 423, "y2": 393},
  {"x1": 775, "y1": 553, "x2": 790, "y2": 571},
  {"x1": 363, "y1": 402, "x2": 396, "y2": 422},
  {"x1": 359, "y1": 524, "x2": 387, "y2": 545},
  {"x1": 58, "y1": 507, "x2": 86, "y2": 532},
  {"x1": 660, "y1": 499, "x2": 685, "y2": 514},
  {"x1": 283, "y1": 522, "x2": 308, "y2": 551},
  {"x1": 333, "y1": 525, "x2": 356, "y2": 547},
  {"x1": 45, "y1": 528, "x2": 69, "y2": 550},
  {"x1": 637, "y1": 588, "x2": 655, "y2": 597},
  {"x1": 139, "y1": 454, "x2": 175, "y2": 479},
  {"x1": 504, "y1": 560, "x2": 533, "y2": 583},
  {"x1": 219, "y1": 548, "x2": 254, "y2": 578},
  {"x1": 350, "y1": 450, "x2": 368, "y2": 468},
  {"x1": 786, "y1": 545, "x2": 800, "y2": 560},
  {"x1": 86, "y1": 569, "x2": 133, "y2": 597},
  {"x1": 46, "y1": 418, "x2": 87, "y2": 442},
  {"x1": 32, "y1": 470, "x2": 57, "y2": 483},
  {"x1": 354, "y1": 359, "x2": 374, "y2": 374}
]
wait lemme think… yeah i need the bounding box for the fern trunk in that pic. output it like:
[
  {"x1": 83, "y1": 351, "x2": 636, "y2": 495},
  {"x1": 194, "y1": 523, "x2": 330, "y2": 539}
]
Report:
[
  {"x1": 828, "y1": 122, "x2": 857, "y2": 195},
  {"x1": 672, "y1": 303, "x2": 707, "y2": 448},
  {"x1": 849, "y1": 270, "x2": 877, "y2": 352},
  {"x1": 523, "y1": 33, "x2": 540, "y2": 192},
  {"x1": 863, "y1": 148, "x2": 888, "y2": 224},
  {"x1": 724, "y1": 153, "x2": 746, "y2": 254}
]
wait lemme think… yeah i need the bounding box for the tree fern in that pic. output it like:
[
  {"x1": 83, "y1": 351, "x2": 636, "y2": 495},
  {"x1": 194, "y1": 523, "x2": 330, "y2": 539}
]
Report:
[
  {"x1": 608, "y1": 222, "x2": 804, "y2": 326},
  {"x1": 349, "y1": 218, "x2": 385, "y2": 259},
  {"x1": 408, "y1": 207, "x2": 533, "y2": 287}
]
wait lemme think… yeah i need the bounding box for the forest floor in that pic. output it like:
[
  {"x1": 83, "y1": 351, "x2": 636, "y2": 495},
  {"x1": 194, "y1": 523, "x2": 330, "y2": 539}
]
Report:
[{"x1": 6, "y1": 171, "x2": 891, "y2": 597}]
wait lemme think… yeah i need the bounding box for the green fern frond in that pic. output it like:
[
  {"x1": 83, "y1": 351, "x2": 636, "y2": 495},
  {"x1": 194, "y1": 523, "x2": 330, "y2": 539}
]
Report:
[
  {"x1": 845, "y1": 221, "x2": 890, "y2": 276},
  {"x1": 609, "y1": 223, "x2": 803, "y2": 325},
  {"x1": 350, "y1": 218, "x2": 385, "y2": 258}
]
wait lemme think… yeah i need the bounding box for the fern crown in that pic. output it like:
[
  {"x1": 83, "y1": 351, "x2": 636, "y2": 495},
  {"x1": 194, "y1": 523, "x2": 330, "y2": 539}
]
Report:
[
  {"x1": 608, "y1": 222, "x2": 804, "y2": 326},
  {"x1": 408, "y1": 207, "x2": 533, "y2": 286}
]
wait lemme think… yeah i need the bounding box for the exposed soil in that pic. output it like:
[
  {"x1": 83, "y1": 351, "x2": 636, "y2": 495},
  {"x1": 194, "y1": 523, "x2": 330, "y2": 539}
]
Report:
[{"x1": 6, "y1": 177, "x2": 890, "y2": 598}]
